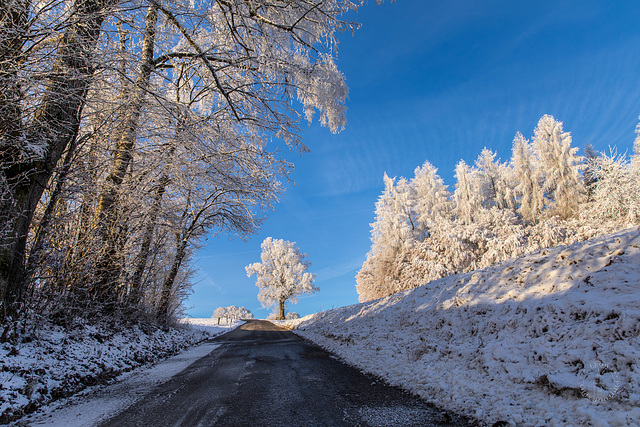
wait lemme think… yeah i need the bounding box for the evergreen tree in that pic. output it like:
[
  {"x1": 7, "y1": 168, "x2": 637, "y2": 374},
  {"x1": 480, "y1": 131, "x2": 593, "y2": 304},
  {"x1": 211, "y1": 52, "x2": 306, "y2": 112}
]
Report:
[
  {"x1": 453, "y1": 160, "x2": 479, "y2": 225},
  {"x1": 411, "y1": 160, "x2": 452, "y2": 236},
  {"x1": 511, "y1": 132, "x2": 544, "y2": 222},
  {"x1": 474, "y1": 148, "x2": 514, "y2": 211},
  {"x1": 532, "y1": 115, "x2": 585, "y2": 218}
]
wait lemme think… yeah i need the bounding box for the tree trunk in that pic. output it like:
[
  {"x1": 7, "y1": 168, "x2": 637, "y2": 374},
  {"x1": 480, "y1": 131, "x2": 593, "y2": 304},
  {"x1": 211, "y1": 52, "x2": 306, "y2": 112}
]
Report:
[
  {"x1": 25, "y1": 133, "x2": 87, "y2": 280},
  {"x1": 157, "y1": 235, "x2": 188, "y2": 322},
  {"x1": 0, "y1": 0, "x2": 29, "y2": 150},
  {"x1": 129, "y1": 173, "x2": 168, "y2": 306},
  {"x1": 129, "y1": 121, "x2": 180, "y2": 306},
  {"x1": 93, "y1": 3, "x2": 157, "y2": 304},
  {"x1": 0, "y1": 0, "x2": 112, "y2": 320},
  {"x1": 278, "y1": 299, "x2": 285, "y2": 320}
]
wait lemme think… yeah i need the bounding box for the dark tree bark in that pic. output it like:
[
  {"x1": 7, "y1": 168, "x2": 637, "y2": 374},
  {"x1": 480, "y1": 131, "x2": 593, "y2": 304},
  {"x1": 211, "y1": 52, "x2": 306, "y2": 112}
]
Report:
[
  {"x1": 278, "y1": 299, "x2": 285, "y2": 320},
  {"x1": 0, "y1": 0, "x2": 113, "y2": 320},
  {"x1": 25, "y1": 133, "x2": 88, "y2": 281},
  {"x1": 129, "y1": 121, "x2": 181, "y2": 306},
  {"x1": 129, "y1": 173, "x2": 168, "y2": 306},
  {"x1": 0, "y1": 0, "x2": 29, "y2": 150},
  {"x1": 157, "y1": 234, "x2": 188, "y2": 322}
]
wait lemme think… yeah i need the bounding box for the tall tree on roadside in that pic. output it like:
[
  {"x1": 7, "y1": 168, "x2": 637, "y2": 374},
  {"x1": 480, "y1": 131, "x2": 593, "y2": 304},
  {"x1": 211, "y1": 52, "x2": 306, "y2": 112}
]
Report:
[{"x1": 0, "y1": 0, "x2": 360, "y2": 321}]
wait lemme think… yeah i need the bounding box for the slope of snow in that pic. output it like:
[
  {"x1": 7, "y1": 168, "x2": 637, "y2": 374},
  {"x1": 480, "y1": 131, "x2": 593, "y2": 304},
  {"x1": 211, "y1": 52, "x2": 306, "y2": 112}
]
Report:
[
  {"x1": 0, "y1": 319, "x2": 236, "y2": 424},
  {"x1": 14, "y1": 341, "x2": 223, "y2": 426},
  {"x1": 290, "y1": 227, "x2": 640, "y2": 426}
]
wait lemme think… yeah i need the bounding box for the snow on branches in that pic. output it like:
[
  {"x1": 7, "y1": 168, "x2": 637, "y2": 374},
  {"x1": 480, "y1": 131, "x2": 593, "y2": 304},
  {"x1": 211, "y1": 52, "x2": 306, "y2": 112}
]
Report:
[
  {"x1": 0, "y1": 0, "x2": 361, "y2": 326},
  {"x1": 356, "y1": 114, "x2": 640, "y2": 302},
  {"x1": 246, "y1": 237, "x2": 317, "y2": 320}
]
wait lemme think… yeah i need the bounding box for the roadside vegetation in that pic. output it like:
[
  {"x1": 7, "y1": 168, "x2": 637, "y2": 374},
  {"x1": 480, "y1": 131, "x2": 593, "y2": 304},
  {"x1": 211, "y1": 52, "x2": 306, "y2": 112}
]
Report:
[{"x1": 0, "y1": 0, "x2": 357, "y2": 338}]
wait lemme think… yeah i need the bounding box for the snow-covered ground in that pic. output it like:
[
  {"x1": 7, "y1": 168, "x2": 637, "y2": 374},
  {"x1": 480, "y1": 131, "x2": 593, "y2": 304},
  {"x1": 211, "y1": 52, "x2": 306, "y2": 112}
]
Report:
[
  {"x1": 287, "y1": 227, "x2": 640, "y2": 426},
  {"x1": 0, "y1": 318, "x2": 237, "y2": 424},
  {"x1": 15, "y1": 340, "x2": 224, "y2": 427},
  {"x1": 180, "y1": 317, "x2": 241, "y2": 334}
]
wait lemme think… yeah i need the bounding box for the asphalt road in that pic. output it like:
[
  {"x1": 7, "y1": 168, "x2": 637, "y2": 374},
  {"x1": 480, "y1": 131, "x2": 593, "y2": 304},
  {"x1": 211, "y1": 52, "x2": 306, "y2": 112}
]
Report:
[{"x1": 99, "y1": 320, "x2": 475, "y2": 427}]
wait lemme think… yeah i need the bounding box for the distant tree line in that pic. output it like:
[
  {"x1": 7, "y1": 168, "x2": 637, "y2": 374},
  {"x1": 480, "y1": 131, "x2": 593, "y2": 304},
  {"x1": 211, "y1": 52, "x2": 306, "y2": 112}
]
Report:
[
  {"x1": 0, "y1": 0, "x2": 358, "y2": 338},
  {"x1": 356, "y1": 115, "x2": 640, "y2": 302},
  {"x1": 212, "y1": 305, "x2": 253, "y2": 324}
]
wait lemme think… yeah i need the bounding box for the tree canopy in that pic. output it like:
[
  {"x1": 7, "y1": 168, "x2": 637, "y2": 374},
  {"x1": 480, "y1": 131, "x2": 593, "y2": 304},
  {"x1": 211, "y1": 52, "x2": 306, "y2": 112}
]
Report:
[{"x1": 246, "y1": 237, "x2": 317, "y2": 320}]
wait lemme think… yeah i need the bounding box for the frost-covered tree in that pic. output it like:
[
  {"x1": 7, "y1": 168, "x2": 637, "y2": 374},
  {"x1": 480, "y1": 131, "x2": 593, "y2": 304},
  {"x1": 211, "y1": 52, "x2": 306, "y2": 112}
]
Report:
[
  {"x1": 357, "y1": 165, "x2": 453, "y2": 302},
  {"x1": 355, "y1": 174, "x2": 420, "y2": 302},
  {"x1": 586, "y1": 148, "x2": 639, "y2": 224},
  {"x1": 629, "y1": 120, "x2": 640, "y2": 221},
  {"x1": 238, "y1": 307, "x2": 255, "y2": 320},
  {"x1": 532, "y1": 115, "x2": 585, "y2": 218},
  {"x1": 90, "y1": 0, "x2": 355, "y2": 311},
  {"x1": 411, "y1": 160, "x2": 452, "y2": 234},
  {"x1": 474, "y1": 148, "x2": 514, "y2": 211},
  {"x1": 246, "y1": 237, "x2": 317, "y2": 320},
  {"x1": 511, "y1": 132, "x2": 544, "y2": 222},
  {"x1": 372, "y1": 174, "x2": 421, "y2": 244},
  {"x1": 453, "y1": 160, "x2": 479, "y2": 225},
  {"x1": 0, "y1": 0, "x2": 114, "y2": 320},
  {"x1": 212, "y1": 307, "x2": 227, "y2": 325},
  {"x1": 0, "y1": 0, "x2": 362, "y2": 324},
  {"x1": 212, "y1": 305, "x2": 253, "y2": 324},
  {"x1": 355, "y1": 114, "x2": 640, "y2": 303},
  {"x1": 583, "y1": 143, "x2": 599, "y2": 201}
]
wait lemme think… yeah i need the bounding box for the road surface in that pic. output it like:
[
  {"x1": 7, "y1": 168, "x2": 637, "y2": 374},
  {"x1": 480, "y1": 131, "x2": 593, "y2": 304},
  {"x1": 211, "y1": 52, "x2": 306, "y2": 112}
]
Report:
[{"x1": 99, "y1": 320, "x2": 475, "y2": 426}]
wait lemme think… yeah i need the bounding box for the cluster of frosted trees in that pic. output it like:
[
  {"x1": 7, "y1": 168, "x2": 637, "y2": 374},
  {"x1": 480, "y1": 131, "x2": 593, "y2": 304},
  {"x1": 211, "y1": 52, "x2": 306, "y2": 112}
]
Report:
[
  {"x1": 212, "y1": 306, "x2": 253, "y2": 325},
  {"x1": 356, "y1": 115, "x2": 640, "y2": 302},
  {"x1": 0, "y1": 0, "x2": 357, "y2": 333}
]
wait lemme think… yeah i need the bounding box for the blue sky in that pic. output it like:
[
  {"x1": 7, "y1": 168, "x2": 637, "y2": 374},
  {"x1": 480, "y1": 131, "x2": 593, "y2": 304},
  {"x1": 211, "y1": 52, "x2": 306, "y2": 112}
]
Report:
[{"x1": 185, "y1": 0, "x2": 640, "y2": 318}]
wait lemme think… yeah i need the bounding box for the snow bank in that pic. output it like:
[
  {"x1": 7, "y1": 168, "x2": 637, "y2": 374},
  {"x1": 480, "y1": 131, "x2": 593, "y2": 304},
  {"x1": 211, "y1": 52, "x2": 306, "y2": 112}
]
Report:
[
  {"x1": 21, "y1": 340, "x2": 225, "y2": 426},
  {"x1": 0, "y1": 319, "x2": 235, "y2": 424},
  {"x1": 293, "y1": 228, "x2": 640, "y2": 426}
]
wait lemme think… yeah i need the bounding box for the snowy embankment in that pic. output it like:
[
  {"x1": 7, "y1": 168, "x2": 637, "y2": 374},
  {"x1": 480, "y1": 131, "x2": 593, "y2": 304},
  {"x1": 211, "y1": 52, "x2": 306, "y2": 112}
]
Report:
[
  {"x1": 0, "y1": 318, "x2": 236, "y2": 424},
  {"x1": 289, "y1": 228, "x2": 640, "y2": 426}
]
